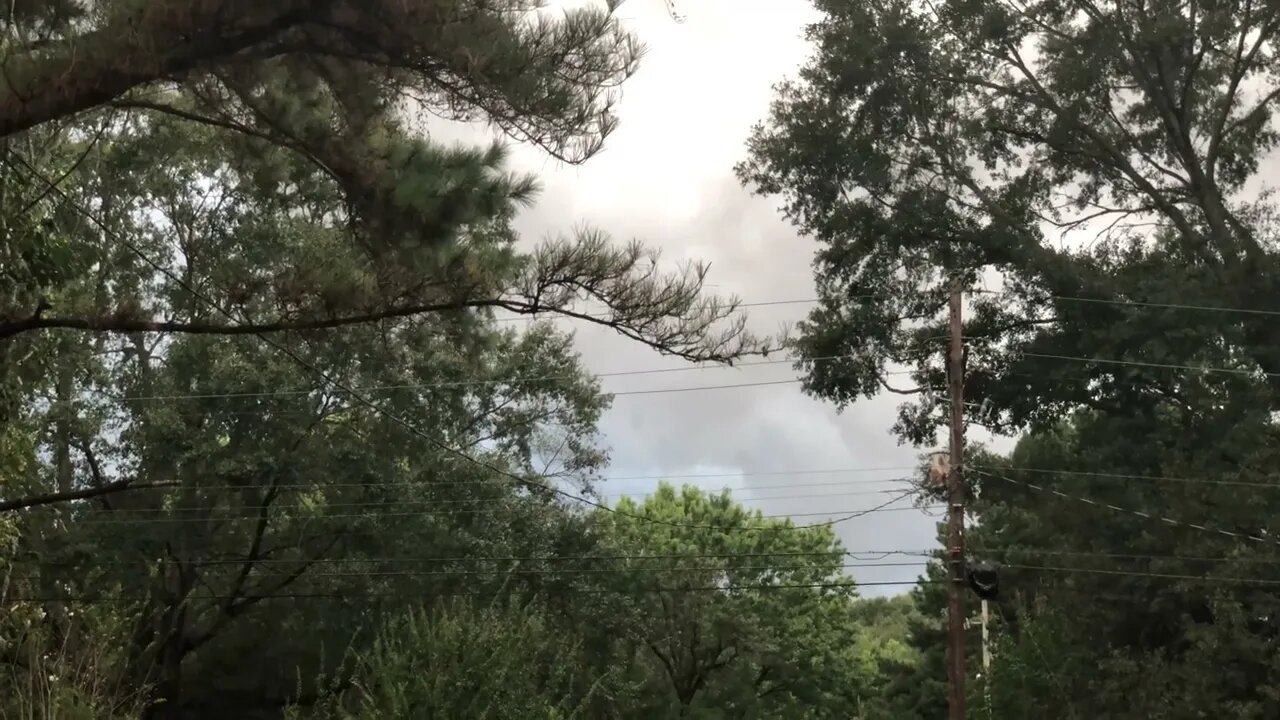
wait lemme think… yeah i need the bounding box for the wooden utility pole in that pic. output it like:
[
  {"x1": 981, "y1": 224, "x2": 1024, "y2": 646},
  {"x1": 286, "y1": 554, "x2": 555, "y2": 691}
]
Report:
[
  {"x1": 946, "y1": 283, "x2": 967, "y2": 720},
  {"x1": 981, "y1": 599, "x2": 991, "y2": 671},
  {"x1": 981, "y1": 599, "x2": 992, "y2": 712}
]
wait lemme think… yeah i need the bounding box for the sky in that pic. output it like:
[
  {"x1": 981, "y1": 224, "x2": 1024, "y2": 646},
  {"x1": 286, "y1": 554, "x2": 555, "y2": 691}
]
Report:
[{"x1": 440, "y1": 0, "x2": 985, "y2": 595}]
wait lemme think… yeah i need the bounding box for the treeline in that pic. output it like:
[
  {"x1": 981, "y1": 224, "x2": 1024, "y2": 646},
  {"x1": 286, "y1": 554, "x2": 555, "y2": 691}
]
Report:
[
  {"x1": 6, "y1": 0, "x2": 1280, "y2": 717},
  {"x1": 2, "y1": 479, "x2": 912, "y2": 718},
  {"x1": 0, "y1": 2, "x2": 897, "y2": 718}
]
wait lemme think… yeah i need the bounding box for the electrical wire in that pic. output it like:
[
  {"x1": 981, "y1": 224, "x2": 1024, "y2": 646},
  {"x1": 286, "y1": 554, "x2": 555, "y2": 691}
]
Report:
[
  {"x1": 71, "y1": 485, "x2": 917, "y2": 515},
  {"x1": 45, "y1": 467, "x2": 919, "y2": 496},
  {"x1": 25, "y1": 549, "x2": 936, "y2": 569},
  {"x1": 65, "y1": 498, "x2": 937, "y2": 525},
  {"x1": 78, "y1": 345, "x2": 1277, "y2": 411},
  {"x1": 975, "y1": 469, "x2": 1277, "y2": 546},
  {"x1": 1019, "y1": 351, "x2": 1280, "y2": 379},
  {"x1": 42, "y1": 310, "x2": 1280, "y2": 408},
  {"x1": 26, "y1": 545, "x2": 1280, "y2": 570},
  {"x1": 610, "y1": 378, "x2": 799, "y2": 395},
  {"x1": 116, "y1": 378, "x2": 805, "y2": 415},
  {"x1": 26, "y1": 558, "x2": 1280, "y2": 605},
  {"x1": 969, "y1": 547, "x2": 1280, "y2": 565},
  {"x1": 1006, "y1": 562, "x2": 1280, "y2": 588},
  {"x1": 10, "y1": 560, "x2": 932, "y2": 583},
  {"x1": 6, "y1": 579, "x2": 943, "y2": 604},
  {"x1": 980, "y1": 464, "x2": 1280, "y2": 490},
  {"x1": 973, "y1": 288, "x2": 1280, "y2": 318},
  {"x1": 108, "y1": 352, "x2": 906, "y2": 403}
]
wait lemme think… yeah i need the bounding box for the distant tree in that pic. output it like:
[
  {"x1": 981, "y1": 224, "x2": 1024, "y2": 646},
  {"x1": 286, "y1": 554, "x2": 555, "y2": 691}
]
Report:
[{"x1": 572, "y1": 484, "x2": 872, "y2": 718}]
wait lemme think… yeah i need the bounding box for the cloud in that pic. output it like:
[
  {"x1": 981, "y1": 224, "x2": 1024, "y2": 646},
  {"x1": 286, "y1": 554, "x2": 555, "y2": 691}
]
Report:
[{"x1": 446, "y1": 0, "x2": 959, "y2": 593}]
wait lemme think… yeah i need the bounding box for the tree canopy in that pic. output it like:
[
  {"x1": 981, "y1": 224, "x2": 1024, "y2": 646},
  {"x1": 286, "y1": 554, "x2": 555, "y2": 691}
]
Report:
[
  {"x1": 12, "y1": 0, "x2": 1280, "y2": 716},
  {"x1": 736, "y1": 0, "x2": 1280, "y2": 716},
  {"x1": 738, "y1": 0, "x2": 1280, "y2": 444},
  {"x1": 0, "y1": 3, "x2": 897, "y2": 719}
]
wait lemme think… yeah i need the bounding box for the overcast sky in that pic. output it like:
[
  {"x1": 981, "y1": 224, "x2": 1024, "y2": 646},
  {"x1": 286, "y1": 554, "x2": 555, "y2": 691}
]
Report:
[{"x1": 447, "y1": 0, "x2": 978, "y2": 594}]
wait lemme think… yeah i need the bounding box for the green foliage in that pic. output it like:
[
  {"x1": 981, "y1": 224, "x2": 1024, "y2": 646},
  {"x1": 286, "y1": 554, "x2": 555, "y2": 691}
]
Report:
[
  {"x1": 739, "y1": 0, "x2": 1280, "y2": 445},
  {"x1": 1, "y1": 0, "x2": 641, "y2": 161},
  {"x1": 740, "y1": 7, "x2": 1280, "y2": 712},
  {"x1": 1, "y1": 0, "x2": 772, "y2": 364},
  {"x1": 0, "y1": 592, "x2": 150, "y2": 719},
  {"x1": 883, "y1": 406, "x2": 1280, "y2": 719},
  {"x1": 573, "y1": 484, "x2": 870, "y2": 718},
  {"x1": 36, "y1": 0, "x2": 1280, "y2": 717},
  {"x1": 0, "y1": 4, "x2": 769, "y2": 718},
  {"x1": 281, "y1": 486, "x2": 906, "y2": 720},
  {"x1": 289, "y1": 601, "x2": 603, "y2": 720}
]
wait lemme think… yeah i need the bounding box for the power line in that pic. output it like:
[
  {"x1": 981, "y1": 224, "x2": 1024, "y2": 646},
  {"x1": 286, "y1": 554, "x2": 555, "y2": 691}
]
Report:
[
  {"x1": 977, "y1": 469, "x2": 1276, "y2": 546},
  {"x1": 971, "y1": 547, "x2": 1280, "y2": 565},
  {"x1": 48, "y1": 295, "x2": 1280, "y2": 407},
  {"x1": 109, "y1": 375, "x2": 806, "y2": 405},
  {"x1": 26, "y1": 544, "x2": 1280, "y2": 570},
  {"x1": 38, "y1": 314, "x2": 1280, "y2": 412},
  {"x1": 1020, "y1": 351, "x2": 1280, "y2": 380},
  {"x1": 974, "y1": 289, "x2": 1280, "y2": 318},
  {"x1": 25, "y1": 543, "x2": 1280, "y2": 586},
  {"x1": 611, "y1": 378, "x2": 798, "y2": 395},
  {"x1": 40, "y1": 467, "x2": 919, "y2": 496},
  {"x1": 13, "y1": 560, "x2": 932, "y2": 582},
  {"x1": 66, "y1": 499, "x2": 937, "y2": 525},
  {"x1": 68, "y1": 485, "x2": 917, "y2": 515},
  {"x1": 8, "y1": 579, "x2": 939, "y2": 604},
  {"x1": 121, "y1": 341, "x2": 1277, "y2": 414},
  {"x1": 110, "y1": 353, "x2": 882, "y2": 403},
  {"x1": 101, "y1": 355, "x2": 918, "y2": 404},
  {"x1": 121, "y1": 378, "x2": 804, "y2": 413},
  {"x1": 24, "y1": 549, "x2": 935, "y2": 568},
  {"x1": 1006, "y1": 562, "x2": 1280, "y2": 587},
  {"x1": 605, "y1": 465, "x2": 918, "y2": 481},
  {"x1": 79, "y1": 292, "x2": 1280, "y2": 407},
  {"x1": 980, "y1": 464, "x2": 1280, "y2": 490},
  {"x1": 25, "y1": 558, "x2": 1280, "y2": 604}
]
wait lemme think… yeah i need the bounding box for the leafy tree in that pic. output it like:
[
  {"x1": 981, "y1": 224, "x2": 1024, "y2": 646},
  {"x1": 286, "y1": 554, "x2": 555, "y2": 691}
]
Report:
[
  {"x1": 881, "y1": 408, "x2": 1280, "y2": 719},
  {"x1": 741, "y1": 8, "x2": 1280, "y2": 713},
  {"x1": 572, "y1": 484, "x2": 871, "y2": 719},
  {"x1": 0, "y1": 0, "x2": 635, "y2": 160},
  {"x1": 0, "y1": 94, "x2": 629, "y2": 712},
  {"x1": 1, "y1": 0, "x2": 770, "y2": 406},
  {"x1": 287, "y1": 600, "x2": 604, "y2": 720},
  {"x1": 737, "y1": 0, "x2": 1280, "y2": 446},
  {"x1": 0, "y1": 5, "x2": 772, "y2": 715},
  {"x1": 0, "y1": 0, "x2": 1012, "y2": 717},
  {"x1": 842, "y1": 594, "x2": 935, "y2": 719}
]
